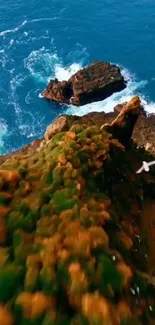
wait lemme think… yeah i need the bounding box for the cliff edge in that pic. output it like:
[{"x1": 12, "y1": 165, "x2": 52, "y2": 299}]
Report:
[{"x1": 0, "y1": 97, "x2": 155, "y2": 324}]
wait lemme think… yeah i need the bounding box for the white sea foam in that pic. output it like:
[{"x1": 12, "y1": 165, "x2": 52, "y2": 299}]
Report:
[
  {"x1": 0, "y1": 20, "x2": 27, "y2": 37},
  {"x1": 0, "y1": 49, "x2": 7, "y2": 68},
  {"x1": 10, "y1": 73, "x2": 26, "y2": 114},
  {"x1": 25, "y1": 89, "x2": 39, "y2": 104},
  {"x1": 18, "y1": 111, "x2": 45, "y2": 138},
  {"x1": 0, "y1": 17, "x2": 58, "y2": 38},
  {"x1": 140, "y1": 97, "x2": 155, "y2": 114},
  {"x1": 54, "y1": 63, "x2": 82, "y2": 81},
  {"x1": 24, "y1": 47, "x2": 59, "y2": 83},
  {"x1": 9, "y1": 39, "x2": 14, "y2": 46},
  {"x1": 29, "y1": 17, "x2": 59, "y2": 23},
  {"x1": 0, "y1": 120, "x2": 8, "y2": 154}
]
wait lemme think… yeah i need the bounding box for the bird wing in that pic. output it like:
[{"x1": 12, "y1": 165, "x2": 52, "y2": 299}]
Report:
[
  {"x1": 143, "y1": 161, "x2": 149, "y2": 172},
  {"x1": 136, "y1": 166, "x2": 144, "y2": 174},
  {"x1": 148, "y1": 160, "x2": 155, "y2": 167}
]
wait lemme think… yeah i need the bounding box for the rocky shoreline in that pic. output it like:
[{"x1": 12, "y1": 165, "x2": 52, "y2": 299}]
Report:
[
  {"x1": 2, "y1": 60, "x2": 155, "y2": 165},
  {"x1": 1, "y1": 97, "x2": 155, "y2": 165},
  {"x1": 1, "y1": 62, "x2": 155, "y2": 324}
]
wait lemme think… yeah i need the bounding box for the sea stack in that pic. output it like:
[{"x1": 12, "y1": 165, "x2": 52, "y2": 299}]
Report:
[{"x1": 42, "y1": 61, "x2": 126, "y2": 106}]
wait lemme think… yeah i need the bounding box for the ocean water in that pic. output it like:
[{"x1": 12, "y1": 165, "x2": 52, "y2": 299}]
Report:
[{"x1": 1, "y1": 0, "x2": 155, "y2": 154}]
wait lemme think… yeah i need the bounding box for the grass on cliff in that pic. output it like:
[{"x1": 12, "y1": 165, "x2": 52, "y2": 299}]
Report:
[{"x1": 0, "y1": 124, "x2": 154, "y2": 325}]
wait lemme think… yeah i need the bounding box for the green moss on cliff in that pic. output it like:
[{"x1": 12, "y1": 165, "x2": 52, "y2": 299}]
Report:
[{"x1": 0, "y1": 123, "x2": 153, "y2": 325}]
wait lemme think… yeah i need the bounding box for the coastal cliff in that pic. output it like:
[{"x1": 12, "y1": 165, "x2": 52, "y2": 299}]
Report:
[{"x1": 0, "y1": 97, "x2": 155, "y2": 324}]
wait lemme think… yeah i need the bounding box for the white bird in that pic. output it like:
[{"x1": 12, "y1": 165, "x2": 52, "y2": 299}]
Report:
[
  {"x1": 69, "y1": 96, "x2": 74, "y2": 104},
  {"x1": 136, "y1": 160, "x2": 155, "y2": 174}
]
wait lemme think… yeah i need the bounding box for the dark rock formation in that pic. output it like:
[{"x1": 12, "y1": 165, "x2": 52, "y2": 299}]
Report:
[
  {"x1": 42, "y1": 61, "x2": 126, "y2": 106},
  {"x1": 114, "y1": 102, "x2": 127, "y2": 113},
  {"x1": 44, "y1": 116, "x2": 70, "y2": 141},
  {"x1": 44, "y1": 115, "x2": 83, "y2": 141},
  {"x1": 102, "y1": 96, "x2": 141, "y2": 148}
]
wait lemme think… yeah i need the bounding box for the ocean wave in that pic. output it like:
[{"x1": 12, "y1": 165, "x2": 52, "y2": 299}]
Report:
[
  {"x1": 140, "y1": 97, "x2": 155, "y2": 114},
  {"x1": 38, "y1": 62, "x2": 81, "y2": 98},
  {"x1": 24, "y1": 47, "x2": 59, "y2": 83},
  {"x1": 23, "y1": 42, "x2": 88, "y2": 84},
  {"x1": 0, "y1": 120, "x2": 8, "y2": 154},
  {"x1": 0, "y1": 20, "x2": 27, "y2": 37},
  {"x1": 18, "y1": 111, "x2": 45, "y2": 138},
  {"x1": 29, "y1": 17, "x2": 59, "y2": 23},
  {"x1": 9, "y1": 39, "x2": 15, "y2": 46},
  {"x1": 9, "y1": 73, "x2": 26, "y2": 114},
  {"x1": 0, "y1": 49, "x2": 7, "y2": 68},
  {"x1": 0, "y1": 17, "x2": 58, "y2": 38},
  {"x1": 25, "y1": 88, "x2": 41, "y2": 104},
  {"x1": 54, "y1": 63, "x2": 82, "y2": 81}
]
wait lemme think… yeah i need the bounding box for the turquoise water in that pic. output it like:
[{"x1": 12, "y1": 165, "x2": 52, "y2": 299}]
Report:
[{"x1": 0, "y1": 0, "x2": 155, "y2": 154}]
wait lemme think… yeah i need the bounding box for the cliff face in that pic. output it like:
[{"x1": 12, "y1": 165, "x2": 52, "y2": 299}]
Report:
[{"x1": 0, "y1": 97, "x2": 155, "y2": 325}]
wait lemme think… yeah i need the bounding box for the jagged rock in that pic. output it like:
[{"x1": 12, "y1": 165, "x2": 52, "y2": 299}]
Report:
[
  {"x1": 42, "y1": 61, "x2": 126, "y2": 106},
  {"x1": 44, "y1": 116, "x2": 68, "y2": 141},
  {"x1": 44, "y1": 96, "x2": 141, "y2": 150},
  {"x1": 114, "y1": 102, "x2": 127, "y2": 113},
  {"x1": 1, "y1": 97, "x2": 155, "y2": 166},
  {"x1": 44, "y1": 115, "x2": 81, "y2": 141},
  {"x1": 114, "y1": 101, "x2": 146, "y2": 116},
  {"x1": 101, "y1": 96, "x2": 141, "y2": 148}
]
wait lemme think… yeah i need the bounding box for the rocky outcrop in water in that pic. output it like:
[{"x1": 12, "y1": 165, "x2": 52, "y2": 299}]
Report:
[{"x1": 42, "y1": 61, "x2": 126, "y2": 106}]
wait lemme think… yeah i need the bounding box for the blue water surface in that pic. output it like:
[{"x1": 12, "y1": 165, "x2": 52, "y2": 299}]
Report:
[{"x1": 0, "y1": 0, "x2": 155, "y2": 154}]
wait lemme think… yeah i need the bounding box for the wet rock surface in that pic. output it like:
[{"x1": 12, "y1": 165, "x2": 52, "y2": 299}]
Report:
[{"x1": 42, "y1": 61, "x2": 126, "y2": 106}]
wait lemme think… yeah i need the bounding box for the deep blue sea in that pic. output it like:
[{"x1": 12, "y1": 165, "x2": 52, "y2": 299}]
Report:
[{"x1": 1, "y1": 0, "x2": 155, "y2": 154}]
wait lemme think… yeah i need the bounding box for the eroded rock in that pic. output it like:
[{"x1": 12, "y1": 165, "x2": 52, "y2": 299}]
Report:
[
  {"x1": 42, "y1": 61, "x2": 126, "y2": 106},
  {"x1": 101, "y1": 96, "x2": 141, "y2": 148},
  {"x1": 44, "y1": 116, "x2": 69, "y2": 141}
]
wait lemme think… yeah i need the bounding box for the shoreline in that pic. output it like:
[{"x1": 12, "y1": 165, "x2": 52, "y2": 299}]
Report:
[{"x1": 1, "y1": 99, "x2": 155, "y2": 165}]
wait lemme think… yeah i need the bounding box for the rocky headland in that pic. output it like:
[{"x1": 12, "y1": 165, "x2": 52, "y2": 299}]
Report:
[
  {"x1": 1, "y1": 61, "x2": 155, "y2": 324},
  {"x1": 1, "y1": 93, "x2": 155, "y2": 324}
]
